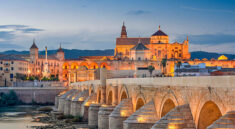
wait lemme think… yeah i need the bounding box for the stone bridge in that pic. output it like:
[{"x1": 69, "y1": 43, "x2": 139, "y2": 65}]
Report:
[{"x1": 56, "y1": 69, "x2": 235, "y2": 129}]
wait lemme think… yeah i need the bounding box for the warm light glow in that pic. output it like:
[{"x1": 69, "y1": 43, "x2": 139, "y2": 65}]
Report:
[
  {"x1": 79, "y1": 97, "x2": 84, "y2": 101},
  {"x1": 101, "y1": 104, "x2": 108, "y2": 107},
  {"x1": 92, "y1": 101, "x2": 96, "y2": 104},
  {"x1": 168, "y1": 124, "x2": 177, "y2": 129},
  {"x1": 28, "y1": 70, "x2": 31, "y2": 74},
  {"x1": 72, "y1": 96, "x2": 76, "y2": 100},
  {"x1": 120, "y1": 111, "x2": 127, "y2": 117},
  {"x1": 137, "y1": 116, "x2": 145, "y2": 123},
  {"x1": 218, "y1": 55, "x2": 228, "y2": 61},
  {"x1": 59, "y1": 91, "x2": 67, "y2": 96}
]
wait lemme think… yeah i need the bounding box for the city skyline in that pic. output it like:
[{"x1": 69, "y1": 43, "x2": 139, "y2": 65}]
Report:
[{"x1": 0, "y1": 0, "x2": 235, "y2": 54}]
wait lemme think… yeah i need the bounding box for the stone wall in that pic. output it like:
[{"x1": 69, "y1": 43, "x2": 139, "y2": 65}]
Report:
[{"x1": 0, "y1": 87, "x2": 67, "y2": 104}]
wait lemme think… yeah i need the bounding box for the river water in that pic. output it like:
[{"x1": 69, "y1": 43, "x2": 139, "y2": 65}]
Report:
[{"x1": 0, "y1": 106, "x2": 49, "y2": 129}]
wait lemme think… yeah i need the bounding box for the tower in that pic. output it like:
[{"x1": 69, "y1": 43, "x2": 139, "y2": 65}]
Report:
[
  {"x1": 42, "y1": 46, "x2": 50, "y2": 77},
  {"x1": 56, "y1": 44, "x2": 65, "y2": 61},
  {"x1": 120, "y1": 22, "x2": 127, "y2": 38},
  {"x1": 30, "y1": 39, "x2": 38, "y2": 63}
]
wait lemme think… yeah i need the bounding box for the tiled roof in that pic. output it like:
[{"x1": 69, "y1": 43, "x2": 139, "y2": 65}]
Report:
[
  {"x1": 131, "y1": 43, "x2": 149, "y2": 50},
  {"x1": 116, "y1": 38, "x2": 150, "y2": 45},
  {"x1": 30, "y1": 43, "x2": 38, "y2": 49}
]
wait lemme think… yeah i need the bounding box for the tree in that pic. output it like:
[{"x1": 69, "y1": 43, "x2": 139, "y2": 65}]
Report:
[
  {"x1": 176, "y1": 61, "x2": 182, "y2": 76},
  {"x1": 161, "y1": 58, "x2": 167, "y2": 76},
  {"x1": 148, "y1": 65, "x2": 155, "y2": 77}
]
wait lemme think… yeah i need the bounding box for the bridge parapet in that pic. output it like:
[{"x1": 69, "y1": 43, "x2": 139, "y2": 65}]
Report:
[{"x1": 71, "y1": 76, "x2": 235, "y2": 88}]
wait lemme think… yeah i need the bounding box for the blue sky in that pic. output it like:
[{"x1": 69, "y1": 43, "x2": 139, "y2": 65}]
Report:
[{"x1": 0, "y1": 0, "x2": 235, "y2": 53}]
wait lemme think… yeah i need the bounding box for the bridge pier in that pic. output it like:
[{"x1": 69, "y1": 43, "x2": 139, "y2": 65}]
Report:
[
  {"x1": 70, "y1": 90, "x2": 89, "y2": 116},
  {"x1": 123, "y1": 100, "x2": 158, "y2": 129},
  {"x1": 81, "y1": 93, "x2": 97, "y2": 121},
  {"x1": 109, "y1": 99, "x2": 133, "y2": 129},
  {"x1": 88, "y1": 104, "x2": 101, "y2": 128},
  {"x1": 64, "y1": 91, "x2": 78, "y2": 115},
  {"x1": 98, "y1": 106, "x2": 115, "y2": 129},
  {"x1": 58, "y1": 89, "x2": 75, "y2": 112},
  {"x1": 151, "y1": 104, "x2": 195, "y2": 129}
]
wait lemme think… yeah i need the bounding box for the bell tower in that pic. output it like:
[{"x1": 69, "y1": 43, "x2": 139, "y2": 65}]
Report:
[
  {"x1": 120, "y1": 22, "x2": 127, "y2": 38},
  {"x1": 30, "y1": 39, "x2": 38, "y2": 63}
]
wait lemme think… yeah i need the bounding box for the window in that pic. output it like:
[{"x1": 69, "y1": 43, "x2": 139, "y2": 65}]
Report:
[
  {"x1": 10, "y1": 73, "x2": 13, "y2": 78},
  {"x1": 11, "y1": 61, "x2": 14, "y2": 64},
  {"x1": 0, "y1": 61, "x2": 2, "y2": 64},
  {"x1": 0, "y1": 67, "x2": 2, "y2": 70},
  {"x1": 11, "y1": 67, "x2": 14, "y2": 70},
  {"x1": 138, "y1": 57, "x2": 141, "y2": 61}
]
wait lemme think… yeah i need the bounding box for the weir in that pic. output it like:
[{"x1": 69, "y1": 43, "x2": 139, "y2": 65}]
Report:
[{"x1": 55, "y1": 69, "x2": 235, "y2": 129}]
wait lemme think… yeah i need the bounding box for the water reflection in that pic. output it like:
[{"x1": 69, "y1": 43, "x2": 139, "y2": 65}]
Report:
[{"x1": 0, "y1": 106, "x2": 49, "y2": 129}]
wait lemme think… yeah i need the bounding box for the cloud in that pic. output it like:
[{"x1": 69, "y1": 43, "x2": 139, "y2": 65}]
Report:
[
  {"x1": 0, "y1": 31, "x2": 15, "y2": 40},
  {"x1": 176, "y1": 33, "x2": 235, "y2": 45},
  {"x1": 182, "y1": 6, "x2": 235, "y2": 14},
  {"x1": 16, "y1": 28, "x2": 44, "y2": 33},
  {"x1": 126, "y1": 10, "x2": 150, "y2": 15},
  {"x1": 0, "y1": 25, "x2": 44, "y2": 33}
]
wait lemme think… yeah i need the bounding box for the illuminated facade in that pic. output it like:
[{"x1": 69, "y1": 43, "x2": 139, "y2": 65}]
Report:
[
  {"x1": 115, "y1": 23, "x2": 191, "y2": 61},
  {"x1": 1, "y1": 23, "x2": 235, "y2": 86}
]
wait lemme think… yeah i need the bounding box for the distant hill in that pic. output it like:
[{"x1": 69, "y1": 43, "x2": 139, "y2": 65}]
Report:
[
  {"x1": 0, "y1": 49, "x2": 234, "y2": 60},
  {"x1": 190, "y1": 51, "x2": 235, "y2": 60},
  {"x1": 0, "y1": 49, "x2": 114, "y2": 59}
]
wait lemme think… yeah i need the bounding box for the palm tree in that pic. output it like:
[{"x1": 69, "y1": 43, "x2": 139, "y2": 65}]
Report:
[
  {"x1": 148, "y1": 65, "x2": 155, "y2": 77},
  {"x1": 161, "y1": 58, "x2": 167, "y2": 76}
]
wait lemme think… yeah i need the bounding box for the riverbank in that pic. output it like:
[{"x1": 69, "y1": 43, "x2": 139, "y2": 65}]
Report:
[{"x1": 31, "y1": 111, "x2": 94, "y2": 129}]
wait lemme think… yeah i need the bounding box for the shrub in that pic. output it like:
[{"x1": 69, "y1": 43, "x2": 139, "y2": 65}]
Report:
[
  {"x1": 38, "y1": 106, "x2": 53, "y2": 112},
  {"x1": 66, "y1": 115, "x2": 74, "y2": 119},
  {"x1": 57, "y1": 114, "x2": 66, "y2": 120},
  {"x1": 72, "y1": 115, "x2": 83, "y2": 122}
]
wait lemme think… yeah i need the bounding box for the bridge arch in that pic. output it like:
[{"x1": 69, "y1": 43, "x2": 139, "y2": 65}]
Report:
[
  {"x1": 160, "y1": 99, "x2": 176, "y2": 117},
  {"x1": 197, "y1": 101, "x2": 222, "y2": 129},
  {"x1": 97, "y1": 88, "x2": 101, "y2": 103},
  {"x1": 107, "y1": 90, "x2": 113, "y2": 105},
  {"x1": 135, "y1": 97, "x2": 145, "y2": 111},
  {"x1": 89, "y1": 84, "x2": 95, "y2": 96},
  {"x1": 195, "y1": 90, "x2": 226, "y2": 128},
  {"x1": 119, "y1": 85, "x2": 129, "y2": 102},
  {"x1": 158, "y1": 89, "x2": 179, "y2": 118}
]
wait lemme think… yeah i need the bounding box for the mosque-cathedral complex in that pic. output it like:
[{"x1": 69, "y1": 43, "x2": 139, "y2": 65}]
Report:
[{"x1": 0, "y1": 23, "x2": 235, "y2": 86}]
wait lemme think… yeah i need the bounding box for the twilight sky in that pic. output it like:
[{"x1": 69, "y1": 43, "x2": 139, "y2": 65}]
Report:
[{"x1": 0, "y1": 0, "x2": 235, "y2": 53}]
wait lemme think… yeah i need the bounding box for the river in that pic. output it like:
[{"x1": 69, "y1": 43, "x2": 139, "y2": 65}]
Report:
[{"x1": 0, "y1": 106, "x2": 49, "y2": 129}]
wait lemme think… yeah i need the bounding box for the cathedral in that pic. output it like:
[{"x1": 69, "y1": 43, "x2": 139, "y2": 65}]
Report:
[{"x1": 115, "y1": 23, "x2": 191, "y2": 61}]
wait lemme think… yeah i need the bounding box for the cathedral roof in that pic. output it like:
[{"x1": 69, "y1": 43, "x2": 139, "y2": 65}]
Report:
[
  {"x1": 116, "y1": 38, "x2": 150, "y2": 45},
  {"x1": 152, "y1": 26, "x2": 168, "y2": 36},
  {"x1": 131, "y1": 40, "x2": 149, "y2": 51},
  {"x1": 152, "y1": 30, "x2": 168, "y2": 36}
]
